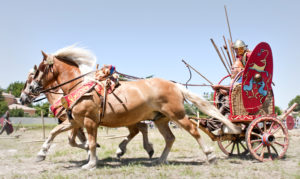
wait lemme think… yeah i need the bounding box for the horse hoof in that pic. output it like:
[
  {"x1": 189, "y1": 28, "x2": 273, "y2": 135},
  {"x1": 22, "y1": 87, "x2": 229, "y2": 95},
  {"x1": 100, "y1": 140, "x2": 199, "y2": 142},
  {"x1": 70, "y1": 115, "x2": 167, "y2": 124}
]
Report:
[
  {"x1": 152, "y1": 159, "x2": 168, "y2": 165},
  {"x1": 207, "y1": 153, "x2": 217, "y2": 164},
  {"x1": 82, "y1": 163, "x2": 96, "y2": 170},
  {"x1": 35, "y1": 155, "x2": 46, "y2": 162},
  {"x1": 96, "y1": 143, "x2": 101, "y2": 148},
  {"x1": 116, "y1": 148, "x2": 125, "y2": 159},
  {"x1": 148, "y1": 150, "x2": 154, "y2": 159}
]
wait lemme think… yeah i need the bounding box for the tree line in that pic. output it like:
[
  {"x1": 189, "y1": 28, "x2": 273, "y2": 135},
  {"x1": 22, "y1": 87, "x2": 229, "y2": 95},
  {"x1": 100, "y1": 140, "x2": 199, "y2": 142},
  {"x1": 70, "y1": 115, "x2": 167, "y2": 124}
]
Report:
[{"x1": 0, "y1": 81, "x2": 50, "y2": 117}]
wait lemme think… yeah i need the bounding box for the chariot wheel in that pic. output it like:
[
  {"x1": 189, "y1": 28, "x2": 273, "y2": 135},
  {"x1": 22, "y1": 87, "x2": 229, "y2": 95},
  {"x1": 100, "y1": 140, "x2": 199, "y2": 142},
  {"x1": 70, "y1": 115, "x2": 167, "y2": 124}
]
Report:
[
  {"x1": 245, "y1": 117, "x2": 289, "y2": 162},
  {"x1": 218, "y1": 135, "x2": 249, "y2": 156}
]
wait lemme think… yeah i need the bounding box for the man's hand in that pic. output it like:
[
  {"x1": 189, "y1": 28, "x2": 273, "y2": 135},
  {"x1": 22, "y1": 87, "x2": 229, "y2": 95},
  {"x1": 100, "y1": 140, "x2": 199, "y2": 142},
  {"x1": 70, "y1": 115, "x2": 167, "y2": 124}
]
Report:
[
  {"x1": 211, "y1": 85, "x2": 221, "y2": 90},
  {"x1": 220, "y1": 89, "x2": 228, "y2": 96}
]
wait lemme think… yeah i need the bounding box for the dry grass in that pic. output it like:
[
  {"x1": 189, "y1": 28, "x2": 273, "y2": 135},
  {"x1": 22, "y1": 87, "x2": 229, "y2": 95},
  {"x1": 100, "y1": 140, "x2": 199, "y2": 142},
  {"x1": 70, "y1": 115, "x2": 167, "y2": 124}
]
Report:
[{"x1": 0, "y1": 126, "x2": 300, "y2": 178}]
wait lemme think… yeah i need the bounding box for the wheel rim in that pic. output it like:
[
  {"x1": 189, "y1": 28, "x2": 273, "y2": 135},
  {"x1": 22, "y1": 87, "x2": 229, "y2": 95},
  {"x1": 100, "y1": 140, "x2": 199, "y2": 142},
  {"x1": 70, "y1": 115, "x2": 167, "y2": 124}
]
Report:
[
  {"x1": 218, "y1": 135, "x2": 249, "y2": 156},
  {"x1": 246, "y1": 117, "x2": 289, "y2": 162}
]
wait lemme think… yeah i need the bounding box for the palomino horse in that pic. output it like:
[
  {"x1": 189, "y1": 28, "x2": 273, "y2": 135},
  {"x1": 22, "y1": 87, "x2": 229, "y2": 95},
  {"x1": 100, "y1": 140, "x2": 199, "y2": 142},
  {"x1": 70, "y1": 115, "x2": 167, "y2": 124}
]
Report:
[
  {"x1": 29, "y1": 46, "x2": 240, "y2": 169},
  {"x1": 21, "y1": 65, "x2": 154, "y2": 161}
]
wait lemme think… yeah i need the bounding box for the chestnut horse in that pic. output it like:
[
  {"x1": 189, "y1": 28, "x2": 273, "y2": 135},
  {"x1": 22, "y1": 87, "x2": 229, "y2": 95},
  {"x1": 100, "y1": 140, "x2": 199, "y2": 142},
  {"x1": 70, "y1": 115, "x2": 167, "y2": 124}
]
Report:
[
  {"x1": 29, "y1": 46, "x2": 240, "y2": 169},
  {"x1": 21, "y1": 66, "x2": 154, "y2": 161}
]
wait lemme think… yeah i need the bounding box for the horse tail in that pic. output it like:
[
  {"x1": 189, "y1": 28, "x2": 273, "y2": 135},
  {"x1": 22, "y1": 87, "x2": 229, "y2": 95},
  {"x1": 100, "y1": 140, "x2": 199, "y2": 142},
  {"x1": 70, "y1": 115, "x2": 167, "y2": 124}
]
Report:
[{"x1": 175, "y1": 83, "x2": 241, "y2": 134}]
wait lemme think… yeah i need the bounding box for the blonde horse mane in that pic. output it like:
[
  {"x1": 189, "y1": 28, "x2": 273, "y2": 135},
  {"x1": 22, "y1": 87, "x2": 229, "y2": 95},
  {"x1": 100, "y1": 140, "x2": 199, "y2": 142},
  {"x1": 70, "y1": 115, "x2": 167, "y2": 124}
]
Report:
[{"x1": 54, "y1": 45, "x2": 97, "y2": 77}]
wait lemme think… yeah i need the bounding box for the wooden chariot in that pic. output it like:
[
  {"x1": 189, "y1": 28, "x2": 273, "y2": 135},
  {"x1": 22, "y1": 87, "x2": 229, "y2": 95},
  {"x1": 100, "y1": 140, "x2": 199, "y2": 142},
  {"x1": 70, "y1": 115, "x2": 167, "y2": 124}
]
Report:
[{"x1": 188, "y1": 42, "x2": 296, "y2": 162}]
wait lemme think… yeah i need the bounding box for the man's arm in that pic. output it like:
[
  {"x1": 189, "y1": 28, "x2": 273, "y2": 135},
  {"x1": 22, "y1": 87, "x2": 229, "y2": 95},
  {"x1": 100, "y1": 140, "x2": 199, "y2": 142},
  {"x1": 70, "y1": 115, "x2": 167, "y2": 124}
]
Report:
[{"x1": 212, "y1": 85, "x2": 230, "y2": 91}]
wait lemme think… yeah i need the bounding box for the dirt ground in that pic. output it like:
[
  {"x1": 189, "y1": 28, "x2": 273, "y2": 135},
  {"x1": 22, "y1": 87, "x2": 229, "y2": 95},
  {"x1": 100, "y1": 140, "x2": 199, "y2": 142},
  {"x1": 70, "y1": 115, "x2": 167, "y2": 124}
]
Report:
[{"x1": 0, "y1": 126, "x2": 299, "y2": 179}]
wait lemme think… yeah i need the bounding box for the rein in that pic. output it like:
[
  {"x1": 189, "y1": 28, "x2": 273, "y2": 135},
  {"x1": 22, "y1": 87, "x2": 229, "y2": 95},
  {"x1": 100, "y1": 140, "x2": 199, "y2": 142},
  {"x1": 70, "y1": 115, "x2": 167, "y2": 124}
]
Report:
[
  {"x1": 115, "y1": 71, "x2": 144, "y2": 80},
  {"x1": 116, "y1": 70, "x2": 211, "y2": 87},
  {"x1": 39, "y1": 70, "x2": 96, "y2": 94}
]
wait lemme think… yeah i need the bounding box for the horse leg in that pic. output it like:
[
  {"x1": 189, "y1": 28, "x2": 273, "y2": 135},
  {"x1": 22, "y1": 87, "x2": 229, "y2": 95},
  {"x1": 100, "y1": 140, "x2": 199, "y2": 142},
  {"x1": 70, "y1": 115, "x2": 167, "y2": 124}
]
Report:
[
  {"x1": 71, "y1": 127, "x2": 100, "y2": 149},
  {"x1": 174, "y1": 115, "x2": 216, "y2": 163},
  {"x1": 36, "y1": 120, "x2": 74, "y2": 162},
  {"x1": 116, "y1": 124, "x2": 139, "y2": 158},
  {"x1": 137, "y1": 122, "x2": 154, "y2": 158},
  {"x1": 82, "y1": 118, "x2": 98, "y2": 170},
  {"x1": 153, "y1": 118, "x2": 175, "y2": 164},
  {"x1": 116, "y1": 122, "x2": 154, "y2": 159},
  {"x1": 68, "y1": 127, "x2": 90, "y2": 150}
]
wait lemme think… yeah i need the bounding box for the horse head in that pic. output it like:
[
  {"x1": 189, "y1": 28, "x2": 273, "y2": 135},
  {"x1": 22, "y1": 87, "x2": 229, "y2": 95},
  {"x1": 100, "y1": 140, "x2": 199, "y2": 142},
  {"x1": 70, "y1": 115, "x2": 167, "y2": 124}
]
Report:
[
  {"x1": 28, "y1": 50, "x2": 57, "y2": 96},
  {"x1": 20, "y1": 65, "x2": 38, "y2": 105}
]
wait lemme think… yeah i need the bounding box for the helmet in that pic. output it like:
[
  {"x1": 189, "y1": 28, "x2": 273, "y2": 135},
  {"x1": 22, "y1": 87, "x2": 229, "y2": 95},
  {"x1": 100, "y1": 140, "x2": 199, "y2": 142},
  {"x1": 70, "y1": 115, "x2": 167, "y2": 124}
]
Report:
[{"x1": 233, "y1": 40, "x2": 247, "y2": 49}]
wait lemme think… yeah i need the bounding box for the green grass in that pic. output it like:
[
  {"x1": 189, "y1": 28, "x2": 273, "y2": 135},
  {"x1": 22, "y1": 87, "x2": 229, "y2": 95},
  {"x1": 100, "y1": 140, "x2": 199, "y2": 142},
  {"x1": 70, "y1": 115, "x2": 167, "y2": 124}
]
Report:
[{"x1": 1, "y1": 127, "x2": 300, "y2": 178}]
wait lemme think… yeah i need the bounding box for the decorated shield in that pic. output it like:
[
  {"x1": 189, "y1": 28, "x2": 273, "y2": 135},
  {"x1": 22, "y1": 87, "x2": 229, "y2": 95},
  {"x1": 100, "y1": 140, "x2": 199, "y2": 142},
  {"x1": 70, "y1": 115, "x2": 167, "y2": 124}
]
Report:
[
  {"x1": 242, "y1": 42, "x2": 273, "y2": 113},
  {"x1": 286, "y1": 115, "x2": 295, "y2": 130}
]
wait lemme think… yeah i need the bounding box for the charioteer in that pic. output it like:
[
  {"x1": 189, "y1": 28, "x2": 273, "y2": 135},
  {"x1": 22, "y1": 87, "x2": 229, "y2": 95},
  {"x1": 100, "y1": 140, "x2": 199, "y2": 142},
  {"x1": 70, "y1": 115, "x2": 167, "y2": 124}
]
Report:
[
  {"x1": 205, "y1": 40, "x2": 252, "y2": 131},
  {"x1": 212, "y1": 39, "x2": 252, "y2": 95}
]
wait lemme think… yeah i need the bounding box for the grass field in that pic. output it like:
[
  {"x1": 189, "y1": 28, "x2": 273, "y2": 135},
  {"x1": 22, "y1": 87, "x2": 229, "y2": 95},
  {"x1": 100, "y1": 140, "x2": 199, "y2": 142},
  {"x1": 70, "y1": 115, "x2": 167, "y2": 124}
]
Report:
[{"x1": 0, "y1": 125, "x2": 299, "y2": 178}]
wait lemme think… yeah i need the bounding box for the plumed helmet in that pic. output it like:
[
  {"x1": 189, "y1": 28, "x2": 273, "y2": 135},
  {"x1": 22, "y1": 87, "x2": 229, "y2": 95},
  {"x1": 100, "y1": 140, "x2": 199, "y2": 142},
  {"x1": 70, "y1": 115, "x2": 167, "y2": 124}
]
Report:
[{"x1": 233, "y1": 40, "x2": 247, "y2": 49}]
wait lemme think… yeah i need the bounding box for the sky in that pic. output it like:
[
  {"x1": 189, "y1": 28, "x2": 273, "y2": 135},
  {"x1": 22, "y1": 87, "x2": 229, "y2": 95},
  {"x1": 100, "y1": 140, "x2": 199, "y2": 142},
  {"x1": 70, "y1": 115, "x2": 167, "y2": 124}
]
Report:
[{"x1": 0, "y1": 0, "x2": 299, "y2": 110}]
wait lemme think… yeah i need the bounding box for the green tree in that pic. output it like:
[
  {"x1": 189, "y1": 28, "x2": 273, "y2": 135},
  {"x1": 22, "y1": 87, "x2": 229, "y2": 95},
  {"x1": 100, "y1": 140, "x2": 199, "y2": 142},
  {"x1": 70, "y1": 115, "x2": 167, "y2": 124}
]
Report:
[
  {"x1": 0, "y1": 89, "x2": 8, "y2": 116},
  {"x1": 274, "y1": 106, "x2": 282, "y2": 115},
  {"x1": 184, "y1": 103, "x2": 206, "y2": 117},
  {"x1": 6, "y1": 81, "x2": 25, "y2": 97},
  {"x1": 288, "y1": 95, "x2": 300, "y2": 112},
  {"x1": 34, "y1": 102, "x2": 50, "y2": 117},
  {"x1": 9, "y1": 108, "x2": 24, "y2": 117}
]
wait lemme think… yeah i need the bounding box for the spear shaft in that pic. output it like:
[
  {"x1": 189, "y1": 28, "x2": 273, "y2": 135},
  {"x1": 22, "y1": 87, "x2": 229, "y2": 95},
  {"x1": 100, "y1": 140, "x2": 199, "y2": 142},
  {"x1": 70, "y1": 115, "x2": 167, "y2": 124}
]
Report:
[
  {"x1": 220, "y1": 46, "x2": 231, "y2": 70},
  {"x1": 223, "y1": 35, "x2": 233, "y2": 66},
  {"x1": 225, "y1": 5, "x2": 233, "y2": 42},
  {"x1": 182, "y1": 59, "x2": 213, "y2": 85},
  {"x1": 210, "y1": 38, "x2": 230, "y2": 75}
]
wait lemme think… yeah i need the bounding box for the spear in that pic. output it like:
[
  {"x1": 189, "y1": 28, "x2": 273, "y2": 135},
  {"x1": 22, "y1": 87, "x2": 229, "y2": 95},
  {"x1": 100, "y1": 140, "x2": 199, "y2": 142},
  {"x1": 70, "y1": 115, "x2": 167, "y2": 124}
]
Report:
[
  {"x1": 224, "y1": 5, "x2": 233, "y2": 43},
  {"x1": 220, "y1": 46, "x2": 231, "y2": 70},
  {"x1": 210, "y1": 38, "x2": 230, "y2": 75},
  {"x1": 228, "y1": 39, "x2": 236, "y2": 63},
  {"x1": 224, "y1": 6, "x2": 236, "y2": 63},
  {"x1": 182, "y1": 59, "x2": 213, "y2": 85},
  {"x1": 223, "y1": 35, "x2": 233, "y2": 66}
]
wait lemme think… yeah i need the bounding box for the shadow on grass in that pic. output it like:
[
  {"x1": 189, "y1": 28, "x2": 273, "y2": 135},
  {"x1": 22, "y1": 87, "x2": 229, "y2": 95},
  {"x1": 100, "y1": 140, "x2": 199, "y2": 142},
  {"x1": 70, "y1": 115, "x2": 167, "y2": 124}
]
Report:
[
  {"x1": 63, "y1": 156, "x2": 207, "y2": 169},
  {"x1": 61, "y1": 153, "x2": 287, "y2": 170}
]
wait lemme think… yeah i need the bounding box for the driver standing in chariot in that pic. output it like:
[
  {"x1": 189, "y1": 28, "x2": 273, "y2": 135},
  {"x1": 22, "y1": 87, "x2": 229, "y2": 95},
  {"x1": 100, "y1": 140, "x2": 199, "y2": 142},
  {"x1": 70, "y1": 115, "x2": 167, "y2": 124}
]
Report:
[
  {"x1": 212, "y1": 39, "x2": 251, "y2": 94},
  {"x1": 205, "y1": 40, "x2": 251, "y2": 131}
]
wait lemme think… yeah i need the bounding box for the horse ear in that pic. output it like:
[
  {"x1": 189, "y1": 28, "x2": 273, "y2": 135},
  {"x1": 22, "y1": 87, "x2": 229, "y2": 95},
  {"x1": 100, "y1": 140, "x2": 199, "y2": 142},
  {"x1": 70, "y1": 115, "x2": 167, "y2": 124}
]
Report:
[
  {"x1": 41, "y1": 50, "x2": 48, "y2": 60},
  {"x1": 34, "y1": 65, "x2": 37, "y2": 71}
]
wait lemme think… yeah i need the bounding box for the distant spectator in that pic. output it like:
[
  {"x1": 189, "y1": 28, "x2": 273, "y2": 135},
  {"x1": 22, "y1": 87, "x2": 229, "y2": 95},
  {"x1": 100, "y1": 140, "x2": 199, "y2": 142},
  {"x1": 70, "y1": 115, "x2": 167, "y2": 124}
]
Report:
[{"x1": 0, "y1": 111, "x2": 13, "y2": 135}]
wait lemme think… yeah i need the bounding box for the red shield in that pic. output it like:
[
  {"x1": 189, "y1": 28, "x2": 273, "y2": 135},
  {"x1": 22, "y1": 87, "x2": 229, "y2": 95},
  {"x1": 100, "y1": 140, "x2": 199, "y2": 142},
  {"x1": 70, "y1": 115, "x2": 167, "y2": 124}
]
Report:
[
  {"x1": 286, "y1": 115, "x2": 295, "y2": 130},
  {"x1": 242, "y1": 42, "x2": 273, "y2": 113}
]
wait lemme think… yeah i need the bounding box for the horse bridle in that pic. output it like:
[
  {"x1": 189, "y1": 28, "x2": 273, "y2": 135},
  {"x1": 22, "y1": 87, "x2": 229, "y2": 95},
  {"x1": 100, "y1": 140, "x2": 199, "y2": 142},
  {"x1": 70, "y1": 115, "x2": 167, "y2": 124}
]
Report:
[{"x1": 30, "y1": 55, "x2": 96, "y2": 96}]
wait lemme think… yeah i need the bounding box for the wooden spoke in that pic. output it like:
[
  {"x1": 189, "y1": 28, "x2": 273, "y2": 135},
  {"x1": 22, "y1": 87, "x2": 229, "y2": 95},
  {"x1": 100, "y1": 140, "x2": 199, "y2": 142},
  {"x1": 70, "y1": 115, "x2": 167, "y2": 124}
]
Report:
[
  {"x1": 250, "y1": 139, "x2": 261, "y2": 144},
  {"x1": 260, "y1": 146, "x2": 266, "y2": 159},
  {"x1": 251, "y1": 131, "x2": 262, "y2": 138},
  {"x1": 254, "y1": 143, "x2": 263, "y2": 153},
  {"x1": 224, "y1": 141, "x2": 233, "y2": 149},
  {"x1": 263, "y1": 121, "x2": 267, "y2": 132},
  {"x1": 268, "y1": 122, "x2": 275, "y2": 133},
  {"x1": 230, "y1": 142, "x2": 236, "y2": 154},
  {"x1": 267, "y1": 146, "x2": 273, "y2": 160},
  {"x1": 255, "y1": 123, "x2": 264, "y2": 134},
  {"x1": 239, "y1": 142, "x2": 248, "y2": 151},
  {"x1": 270, "y1": 144, "x2": 279, "y2": 156},
  {"x1": 274, "y1": 141, "x2": 285, "y2": 147},
  {"x1": 271, "y1": 126, "x2": 281, "y2": 135}
]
